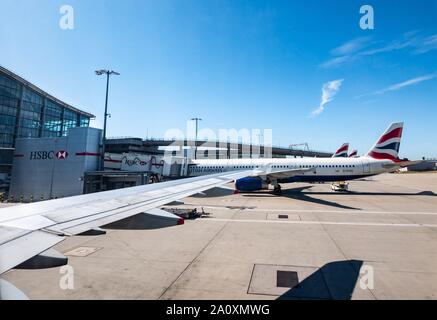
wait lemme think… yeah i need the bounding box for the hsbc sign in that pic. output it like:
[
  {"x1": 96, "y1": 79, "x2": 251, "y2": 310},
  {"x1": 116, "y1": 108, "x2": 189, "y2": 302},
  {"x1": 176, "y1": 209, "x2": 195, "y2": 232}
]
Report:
[
  {"x1": 29, "y1": 150, "x2": 69, "y2": 160},
  {"x1": 55, "y1": 150, "x2": 69, "y2": 159}
]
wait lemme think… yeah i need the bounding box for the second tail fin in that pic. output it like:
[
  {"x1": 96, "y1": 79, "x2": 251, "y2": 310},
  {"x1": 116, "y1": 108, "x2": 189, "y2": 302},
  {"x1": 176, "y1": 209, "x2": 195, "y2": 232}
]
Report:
[{"x1": 332, "y1": 143, "x2": 349, "y2": 158}]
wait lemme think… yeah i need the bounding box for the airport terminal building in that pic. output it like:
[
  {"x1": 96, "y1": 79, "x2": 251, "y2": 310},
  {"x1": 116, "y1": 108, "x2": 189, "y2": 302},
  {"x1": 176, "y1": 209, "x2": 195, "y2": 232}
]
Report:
[
  {"x1": 0, "y1": 66, "x2": 94, "y2": 185},
  {"x1": 0, "y1": 66, "x2": 93, "y2": 146}
]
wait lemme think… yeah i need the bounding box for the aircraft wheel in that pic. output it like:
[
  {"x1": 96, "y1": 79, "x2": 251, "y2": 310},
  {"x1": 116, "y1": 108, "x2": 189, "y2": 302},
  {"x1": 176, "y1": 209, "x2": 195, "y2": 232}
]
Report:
[{"x1": 273, "y1": 185, "x2": 282, "y2": 195}]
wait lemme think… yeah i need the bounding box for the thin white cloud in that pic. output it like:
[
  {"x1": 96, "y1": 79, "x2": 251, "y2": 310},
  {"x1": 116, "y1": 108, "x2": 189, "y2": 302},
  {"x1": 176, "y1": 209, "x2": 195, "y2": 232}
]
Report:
[
  {"x1": 360, "y1": 31, "x2": 419, "y2": 56},
  {"x1": 320, "y1": 55, "x2": 355, "y2": 68},
  {"x1": 321, "y1": 31, "x2": 437, "y2": 68},
  {"x1": 330, "y1": 36, "x2": 372, "y2": 56},
  {"x1": 373, "y1": 74, "x2": 437, "y2": 95},
  {"x1": 311, "y1": 79, "x2": 344, "y2": 116},
  {"x1": 414, "y1": 34, "x2": 437, "y2": 54}
]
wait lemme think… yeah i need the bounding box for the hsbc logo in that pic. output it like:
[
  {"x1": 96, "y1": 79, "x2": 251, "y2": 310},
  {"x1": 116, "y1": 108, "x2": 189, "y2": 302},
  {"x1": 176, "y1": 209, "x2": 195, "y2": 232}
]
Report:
[
  {"x1": 56, "y1": 150, "x2": 69, "y2": 159},
  {"x1": 29, "y1": 150, "x2": 69, "y2": 160}
]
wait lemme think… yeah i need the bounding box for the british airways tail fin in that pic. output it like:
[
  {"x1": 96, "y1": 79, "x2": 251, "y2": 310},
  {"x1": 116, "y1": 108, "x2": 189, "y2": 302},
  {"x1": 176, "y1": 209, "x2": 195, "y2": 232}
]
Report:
[
  {"x1": 332, "y1": 143, "x2": 349, "y2": 158},
  {"x1": 348, "y1": 150, "x2": 358, "y2": 157},
  {"x1": 366, "y1": 122, "x2": 403, "y2": 162}
]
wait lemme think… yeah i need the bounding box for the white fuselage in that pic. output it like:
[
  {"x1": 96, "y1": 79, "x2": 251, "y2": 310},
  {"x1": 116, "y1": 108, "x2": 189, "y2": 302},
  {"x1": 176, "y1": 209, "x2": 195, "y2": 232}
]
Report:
[{"x1": 186, "y1": 157, "x2": 395, "y2": 183}]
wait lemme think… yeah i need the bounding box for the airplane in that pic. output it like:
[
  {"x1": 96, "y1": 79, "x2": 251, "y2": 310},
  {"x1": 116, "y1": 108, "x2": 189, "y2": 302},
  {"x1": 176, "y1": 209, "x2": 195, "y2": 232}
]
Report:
[
  {"x1": 0, "y1": 169, "x2": 254, "y2": 299},
  {"x1": 349, "y1": 150, "x2": 358, "y2": 158},
  {"x1": 185, "y1": 122, "x2": 420, "y2": 194},
  {"x1": 0, "y1": 122, "x2": 419, "y2": 299},
  {"x1": 332, "y1": 143, "x2": 349, "y2": 157}
]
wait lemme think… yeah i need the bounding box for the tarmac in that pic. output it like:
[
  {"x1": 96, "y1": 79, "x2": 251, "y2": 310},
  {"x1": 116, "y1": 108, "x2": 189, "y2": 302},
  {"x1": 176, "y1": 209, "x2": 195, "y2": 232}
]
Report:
[{"x1": 2, "y1": 172, "x2": 437, "y2": 299}]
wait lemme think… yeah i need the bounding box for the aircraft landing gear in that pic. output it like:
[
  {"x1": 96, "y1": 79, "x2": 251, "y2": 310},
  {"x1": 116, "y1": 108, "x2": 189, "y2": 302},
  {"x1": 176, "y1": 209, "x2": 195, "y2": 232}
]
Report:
[{"x1": 273, "y1": 184, "x2": 282, "y2": 195}]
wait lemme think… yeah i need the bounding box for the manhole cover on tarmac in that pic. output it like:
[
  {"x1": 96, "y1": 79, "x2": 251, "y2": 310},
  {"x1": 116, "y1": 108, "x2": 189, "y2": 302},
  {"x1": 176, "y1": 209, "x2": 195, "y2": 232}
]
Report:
[
  {"x1": 64, "y1": 246, "x2": 102, "y2": 257},
  {"x1": 266, "y1": 213, "x2": 301, "y2": 221},
  {"x1": 277, "y1": 271, "x2": 299, "y2": 288},
  {"x1": 248, "y1": 264, "x2": 331, "y2": 299}
]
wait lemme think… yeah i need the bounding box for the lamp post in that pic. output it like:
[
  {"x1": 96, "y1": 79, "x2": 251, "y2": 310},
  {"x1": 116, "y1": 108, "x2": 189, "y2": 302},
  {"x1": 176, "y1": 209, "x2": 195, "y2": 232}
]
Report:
[
  {"x1": 95, "y1": 69, "x2": 120, "y2": 171},
  {"x1": 190, "y1": 117, "x2": 202, "y2": 159}
]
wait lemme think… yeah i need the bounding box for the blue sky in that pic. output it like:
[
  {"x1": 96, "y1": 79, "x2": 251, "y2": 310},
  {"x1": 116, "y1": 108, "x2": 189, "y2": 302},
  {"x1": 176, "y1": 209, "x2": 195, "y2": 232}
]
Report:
[{"x1": 0, "y1": 0, "x2": 436, "y2": 158}]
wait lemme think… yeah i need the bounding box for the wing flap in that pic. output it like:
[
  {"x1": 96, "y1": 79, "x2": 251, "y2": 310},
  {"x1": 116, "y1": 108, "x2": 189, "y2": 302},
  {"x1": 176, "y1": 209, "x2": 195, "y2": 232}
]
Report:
[{"x1": 0, "y1": 227, "x2": 64, "y2": 275}]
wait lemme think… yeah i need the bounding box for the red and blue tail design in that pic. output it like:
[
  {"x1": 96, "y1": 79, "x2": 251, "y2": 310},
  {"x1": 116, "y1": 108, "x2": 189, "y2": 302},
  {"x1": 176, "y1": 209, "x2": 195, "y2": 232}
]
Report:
[
  {"x1": 348, "y1": 150, "x2": 358, "y2": 157},
  {"x1": 332, "y1": 143, "x2": 349, "y2": 158},
  {"x1": 366, "y1": 122, "x2": 403, "y2": 162}
]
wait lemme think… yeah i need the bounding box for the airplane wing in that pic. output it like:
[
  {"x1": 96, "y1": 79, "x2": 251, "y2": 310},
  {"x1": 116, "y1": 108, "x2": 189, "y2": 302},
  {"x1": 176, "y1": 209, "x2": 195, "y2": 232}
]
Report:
[
  {"x1": 0, "y1": 170, "x2": 252, "y2": 275},
  {"x1": 252, "y1": 167, "x2": 315, "y2": 180}
]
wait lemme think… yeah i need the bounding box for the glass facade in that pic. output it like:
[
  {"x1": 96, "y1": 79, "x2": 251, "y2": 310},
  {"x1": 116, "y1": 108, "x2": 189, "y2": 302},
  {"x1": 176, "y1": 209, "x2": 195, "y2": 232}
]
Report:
[
  {"x1": 19, "y1": 88, "x2": 43, "y2": 138},
  {"x1": 43, "y1": 100, "x2": 63, "y2": 137},
  {"x1": 79, "y1": 114, "x2": 90, "y2": 127},
  {"x1": 62, "y1": 109, "x2": 78, "y2": 136},
  {"x1": 0, "y1": 68, "x2": 92, "y2": 146},
  {"x1": 0, "y1": 73, "x2": 20, "y2": 147}
]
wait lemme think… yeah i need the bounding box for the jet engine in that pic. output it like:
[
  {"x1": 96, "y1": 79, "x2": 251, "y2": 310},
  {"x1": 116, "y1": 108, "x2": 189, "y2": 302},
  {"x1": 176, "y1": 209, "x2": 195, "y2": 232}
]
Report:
[{"x1": 235, "y1": 177, "x2": 268, "y2": 192}]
